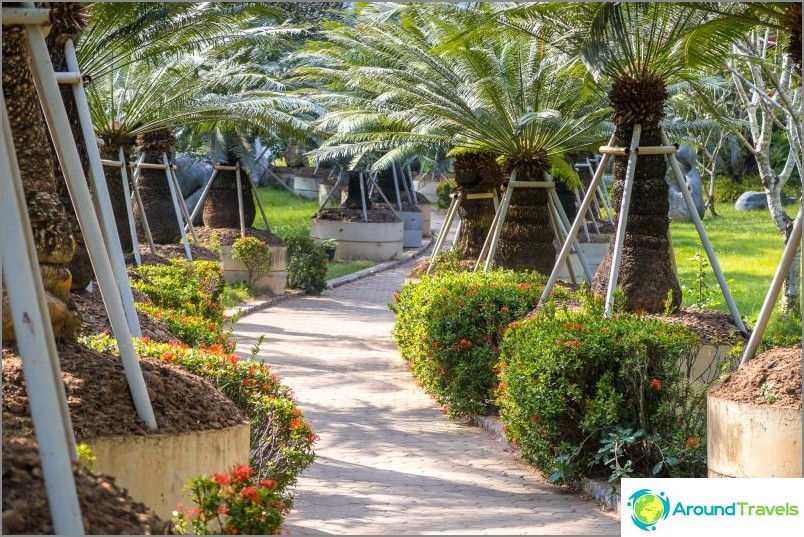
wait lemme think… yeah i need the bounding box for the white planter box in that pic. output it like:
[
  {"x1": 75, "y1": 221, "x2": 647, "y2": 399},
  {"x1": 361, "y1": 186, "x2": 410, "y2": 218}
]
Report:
[
  {"x1": 414, "y1": 179, "x2": 438, "y2": 203},
  {"x1": 293, "y1": 176, "x2": 323, "y2": 199},
  {"x1": 220, "y1": 244, "x2": 287, "y2": 295},
  {"x1": 311, "y1": 218, "x2": 403, "y2": 261}
]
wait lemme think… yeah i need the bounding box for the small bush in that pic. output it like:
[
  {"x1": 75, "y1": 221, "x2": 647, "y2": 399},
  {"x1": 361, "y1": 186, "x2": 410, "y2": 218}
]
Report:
[
  {"x1": 285, "y1": 236, "x2": 328, "y2": 295},
  {"x1": 134, "y1": 303, "x2": 233, "y2": 350},
  {"x1": 435, "y1": 178, "x2": 456, "y2": 209},
  {"x1": 497, "y1": 293, "x2": 708, "y2": 482},
  {"x1": 232, "y1": 237, "x2": 273, "y2": 290},
  {"x1": 391, "y1": 270, "x2": 549, "y2": 417},
  {"x1": 132, "y1": 260, "x2": 225, "y2": 321},
  {"x1": 81, "y1": 334, "x2": 317, "y2": 490}
]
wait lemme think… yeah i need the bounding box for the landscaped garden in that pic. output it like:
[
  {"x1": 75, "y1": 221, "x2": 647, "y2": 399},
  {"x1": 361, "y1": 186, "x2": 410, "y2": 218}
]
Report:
[{"x1": 2, "y1": 1, "x2": 802, "y2": 535}]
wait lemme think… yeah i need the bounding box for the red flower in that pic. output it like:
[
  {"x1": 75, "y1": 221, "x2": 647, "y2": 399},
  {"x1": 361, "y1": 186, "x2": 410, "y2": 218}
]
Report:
[
  {"x1": 212, "y1": 473, "x2": 229, "y2": 486},
  {"x1": 500, "y1": 306, "x2": 509, "y2": 313},
  {"x1": 290, "y1": 418, "x2": 303, "y2": 430},
  {"x1": 518, "y1": 282, "x2": 531, "y2": 290},
  {"x1": 218, "y1": 507, "x2": 229, "y2": 515},
  {"x1": 161, "y1": 351, "x2": 175, "y2": 362},
  {"x1": 142, "y1": 336, "x2": 151, "y2": 344},
  {"x1": 230, "y1": 465, "x2": 254, "y2": 482},
  {"x1": 508, "y1": 320, "x2": 522, "y2": 330},
  {"x1": 239, "y1": 486, "x2": 260, "y2": 503},
  {"x1": 686, "y1": 437, "x2": 699, "y2": 448},
  {"x1": 227, "y1": 526, "x2": 240, "y2": 535},
  {"x1": 260, "y1": 479, "x2": 278, "y2": 491},
  {"x1": 227, "y1": 354, "x2": 239, "y2": 364},
  {"x1": 650, "y1": 379, "x2": 663, "y2": 392},
  {"x1": 530, "y1": 415, "x2": 540, "y2": 424},
  {"x1": 307, "y1": 432, "x2": 320, "y2": 444},
  {"x1": 207, "y1": 343, "x2": 223, "y2": 354}
]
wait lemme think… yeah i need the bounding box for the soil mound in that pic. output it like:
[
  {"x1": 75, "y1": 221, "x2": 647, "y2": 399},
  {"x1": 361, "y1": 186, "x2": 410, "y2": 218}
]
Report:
[{"x1": 709, "y1": 345, "x2": 802, "y2": 408}]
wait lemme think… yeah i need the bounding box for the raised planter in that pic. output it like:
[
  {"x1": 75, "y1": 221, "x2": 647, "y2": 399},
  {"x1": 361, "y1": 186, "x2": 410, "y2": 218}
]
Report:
[
  {"x1": 420, "y1": 203, "x2": 432, "y2": 237},
  {"x1": 707, "y1": 397, "x2": 801, "y2": 478},
  {"x1": 293, "y1": 176, "x2": 322, "y2": 199},
  {"x1": 311, "y1": 218, "x2": 403, "y2": 261},
  {"x1": 89, "y1": 423, "x2": 250, "y2": 520},
  {"x1": 689, "y1": 344, "x2": 732, "y2": 386},
  {"x1": 318, "y1": 183, "x2": 343, "y2": 208},
  {"x1": 399, "y1": 210, "x2": 423, "y2": 248},
  {"x1": 414, "y1": 179, "x2": 438, "y2": 203},
  {"x1": 557, "y1": 241, "x2": 610, "y2": 283},
  {"x1": 220, "y1": 244, "x2": 287, "y2": 295}
]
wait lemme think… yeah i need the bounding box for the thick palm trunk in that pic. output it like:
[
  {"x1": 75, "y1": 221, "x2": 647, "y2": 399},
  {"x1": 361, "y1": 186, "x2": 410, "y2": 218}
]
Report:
[
  {"x1": 454, "y1": 153, "x2": 502, "y2": 259},
  {"x1": 202, "y1": 153, "x2": 256, "y2": 229},
  {"x1": 342, "y1": 170, "x2": 370, "y2": 210},
  {"x1": 2, "y1": 23, "x2": 81, "y2": 341},
  {"x1": 134, "y1": 130, "x2": 181, "y2": 244},
  {"x1": 592, "y1": 75, "x2": 682, "y2": 313},
  {"x1": 495, "y1": 161, "x2": 554, "y2": 274},
  {"x1": 99, "y1": 140, "x2": 135, "y2": 252},
  {"x1": 45, "y1": 2, "x2": 94, "y2": 287}
]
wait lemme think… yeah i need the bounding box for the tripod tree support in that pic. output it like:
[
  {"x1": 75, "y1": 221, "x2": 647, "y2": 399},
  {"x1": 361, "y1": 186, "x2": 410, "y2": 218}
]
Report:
[{"x1": 162, "y1": 153, "x2": 193, "y2": 261}]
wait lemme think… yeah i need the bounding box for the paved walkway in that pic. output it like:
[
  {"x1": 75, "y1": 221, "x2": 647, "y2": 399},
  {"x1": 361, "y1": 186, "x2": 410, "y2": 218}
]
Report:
[{"x1": 233, "y1": 259, "x2": 619, "y2": 535}]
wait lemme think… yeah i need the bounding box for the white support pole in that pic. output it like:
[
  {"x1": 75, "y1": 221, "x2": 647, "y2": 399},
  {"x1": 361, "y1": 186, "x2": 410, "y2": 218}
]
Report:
[
  {"x1": 662, "y1": 129, "x2": 748, "y2": 335},
  {"x1": 604, "y1": 125, "x2": 642, "y2": 317},
  {"x1": 540, "y1": 138, "x2": 616, "y2": 304},
  {"x1": 315, "y1": 172, "x2": 346, "y2": 215},
  {"x1": 407, "y1": 163, "x2": 418, "y2": 207},
  {"x1": 167, "y1": 158, "x2": 198, "y2": 244},
  {"x1": 187, "y1": 168, "x2": 218, "y2": 230},
  {"x1": 128, "y1": 154, "x2": 156, "y2": 255},
  {"x1": 390, "y1": 166, "x2": 403, "y2": 211},
  {"x1": 574, "y1": 188, "x2": 592, "y2": 242},
  {"x1": 358, "y1": 172, "x2": 369, "y2": 223},
  {"x1": 2, "y1": 100, "x2": 85, "y2": 536},
  {"x1": 483, "y1": 176, "x2": 516, "y2": 272},
  {"x1": 398, "y1": 164, "x2": 414, "y2": 205},
  {"x1": 549, "y1": 187, "x2": 594, "y2": 283},
  {"x1": 118, "y1": 148, "x2": 141, "y2": 267},
  {"x1": 1, "y1": 6, "x2": 51, "y2": 25},
  {"x1": 63, "y1": 39, "x2": 141, "y2": 338},
  {"x1": 235, "y1": 161, "x2": 246, "y2": 238},
  {"x1": 428, "y1": 191, "x2": 462, "y2": 274},
  {"x1": 547, "y1": 198, "x2": 578, "y2": 285},
  {"x1": 162, "y1": 153, "x2": 193, "y2": 261},
  {"x1": 740, "y1": 212, "x2": 802, "y2": 365},
  {"x1": 367, "y1": 172, "x2": 401, "y2": 220},
  {"x1": 246, "y1": 168, "x2": 271, "y2": 232},
  {"x1": 26, "y1": 19, "x2": 157, "y2": 430}
]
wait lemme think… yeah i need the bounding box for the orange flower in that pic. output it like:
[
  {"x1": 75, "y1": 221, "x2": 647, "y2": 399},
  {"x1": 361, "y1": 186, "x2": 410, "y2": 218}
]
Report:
[
  {"x1": 290, "y1": 418, "x2": 303, "y2": 430},
  {"x1": 508, "y1": 320, "x2": 521, "y2": 329},
  {"x1": 307, "y1": 432, "x2": 320, "y2": 444},
  {"x1": 248, "y1": 364, "x2": 258, "y2": 377},
  {"x1": 650, "y1": 379, "x2": 662, "y2": 392},
  {"x1": 239, "y1": 486, "x2": 260, "y2": 503},
  {"x1": 518, "y1": 282, "x2": 531, "y2": 290},
  {"x1": 161, "y1": 351, "x2": 175, "y2": 362},
  {"x1": 686, "y1": 437, "x2": 699, "y2": 448},
  {"x1": 142, "y1": 336, "x2": 151, "y2": 344},
  {"x1": 500, "y1": 306, "x2": 509, "y2": 313},
  {"x1": 260, "y1": 479, "x2": 278, "y2": 491},
  {"x1": 227, "y1": 526, "x2": 240, "y2": 535},
  {"x1": 230, "y1": 464, "x2": 254, "y2": 482},
  {"x1": 212, "y1": 473, "x2": 229, "y2": 486}
]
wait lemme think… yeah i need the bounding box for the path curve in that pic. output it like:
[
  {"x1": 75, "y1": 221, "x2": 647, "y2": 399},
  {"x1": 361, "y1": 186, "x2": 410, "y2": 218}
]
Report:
[{"x1": 233, "y1": 261, "x2": 619, "y2": 535}]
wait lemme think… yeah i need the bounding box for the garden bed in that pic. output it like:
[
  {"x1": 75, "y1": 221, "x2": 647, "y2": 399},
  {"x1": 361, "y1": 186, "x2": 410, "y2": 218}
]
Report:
[
  {"x1": 2, "y1": 437, "x2": 169, "y2": 535},
  {"x1": 316, "y1": 207, "x2": 400, "y2": 223},
  {"x1": 72, "y1": 285, "x2": 175, "y2": 342},
  {"x1": 710, "y1": 345, "x2": 801, "y2": 407},
  {"x1": 194, "y1": 226, "x2": 284, "y2": 247},
  {"x1": 124, "y1": 243, "x2": 220, "y2": 265}
]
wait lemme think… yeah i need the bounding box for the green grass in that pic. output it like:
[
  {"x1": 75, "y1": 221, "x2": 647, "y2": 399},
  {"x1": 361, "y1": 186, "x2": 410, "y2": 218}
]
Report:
[
  {"x1": 253, "y1": 187, "x2": 318, "y2": 238},
  {"x1": 326, "y1": 259, "x2": 374, "y2": 280},
  {"x1": 221, "y1": 282, "x2": 252, "y2": 308},
  {"x1": 671, "y1": 202, "x2": 791, "y2": 323}
]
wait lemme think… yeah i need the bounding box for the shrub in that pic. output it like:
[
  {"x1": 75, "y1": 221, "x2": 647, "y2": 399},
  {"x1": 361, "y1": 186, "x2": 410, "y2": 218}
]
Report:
[
  {"x1": 435, "y1": 178, "x2": 455, "y2": 209},
  {"x1": 232, "y1": 237, "x2": 273, "y2": 290},
  {"x1": 173, "y1": 464, "x2": 288, "y2": 535},
  {"x1": 284, "y1": 236, "x2": 328, "y2": 295},
  {"x1": 391, "y1": 270, "x2": 549, "y2": 417},
  {"x1": 132, "y1": 260, "x2": 225, "y2": 321},
  {"x1": 134, "y1": 303, "x2": 233, "y2": 350},
  {"x1": 497, "y1": 293, "x2": 708, "y2": 483},
  {"x1": 81, "y1": 334, "x2": 317, "y2": 490}
]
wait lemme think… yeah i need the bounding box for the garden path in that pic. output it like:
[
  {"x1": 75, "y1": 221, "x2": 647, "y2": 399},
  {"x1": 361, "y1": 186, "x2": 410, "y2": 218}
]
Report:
[{"x1": 232, "y1": 214, "x2": 619, "y2": 535}]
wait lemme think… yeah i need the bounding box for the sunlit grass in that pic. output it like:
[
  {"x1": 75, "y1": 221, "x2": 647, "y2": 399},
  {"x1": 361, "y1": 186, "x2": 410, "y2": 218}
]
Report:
[
  {"x1": 326, "y1": 259, "x2": 374, "y2": 280},
  {"x1": 253, "y1": 187, "x2": 318, "y2": 238},
  {"x1": 221, "y1": 282, "x2": 252, "y2": 308}
]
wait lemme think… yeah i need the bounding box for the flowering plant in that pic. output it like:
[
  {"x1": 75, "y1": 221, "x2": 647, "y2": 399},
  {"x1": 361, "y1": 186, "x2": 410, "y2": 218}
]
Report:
[{"x1": 173, "y1": 464, "x2": 289, "y2": 535}]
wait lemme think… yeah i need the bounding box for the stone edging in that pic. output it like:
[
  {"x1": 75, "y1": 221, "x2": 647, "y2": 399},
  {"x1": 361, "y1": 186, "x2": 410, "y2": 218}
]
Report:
[
  {"x1": 469, "y1": 414, "x2": 621, "y2": 515},
  {"x1": 325, "y1": 239, "x2": 433, "y2": 290},
  {"x1": 224, "y1": 289, "x2": 306, "y2": 319}
]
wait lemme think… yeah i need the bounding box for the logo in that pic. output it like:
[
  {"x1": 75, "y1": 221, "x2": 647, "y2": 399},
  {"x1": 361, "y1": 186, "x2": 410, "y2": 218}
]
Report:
[{"x1": 628, "y1": 489, "x2": 670, "y2": 531}]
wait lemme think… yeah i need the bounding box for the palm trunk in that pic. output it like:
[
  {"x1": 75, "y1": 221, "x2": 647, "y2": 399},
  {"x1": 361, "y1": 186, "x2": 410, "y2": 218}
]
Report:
[
  {"x1": 454, "y1": 153, "x2": 502, "y2": 259},
  {"x1": 592, "y1": 75, "x2": 682, "y2": 313},
  {"x1": 134, "y1": 130, "x2": 181, "y2": 244},
  {"x1": 202, "y1": 152, "x2": 256, "y2": 229},
  {"x1": 99, "y1": 140, "x2": 135, "y2": 252},
  {"x1": 2, "y1": 23, "x2": 81, "y2": 341},
  {"x1": 341, "y1": 170, "x2": 370, "y2": 210}
]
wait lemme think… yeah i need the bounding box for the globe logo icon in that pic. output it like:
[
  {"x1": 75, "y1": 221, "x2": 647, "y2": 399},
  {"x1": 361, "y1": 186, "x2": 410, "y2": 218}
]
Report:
[{"x1": 627, "y1": 489, "x2": 670, "y2": 531}]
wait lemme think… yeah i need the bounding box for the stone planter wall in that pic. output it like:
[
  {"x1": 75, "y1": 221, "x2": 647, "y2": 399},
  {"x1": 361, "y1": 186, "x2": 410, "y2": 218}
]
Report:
[
  {"x1": 414, "y1": 179, "x2": 438, "y2": 203},
  {"x1": 707, "y1": 396, "x2": 802, "y2": 478},
  {"x1": 311, "y1": 219, "x2": 403, "y2": 261},
  {"x1": 399, "y1": 210, "x2": 423, "y2": 248},
  {"x1": 89, "y1": 423, "x2": 250, "y2": 520},
  {"x1": 293, "y1": 176, "x2": 323, "y2": 199},
  {"x1": 318, "y1": 183, "x2": 343, "y2": 209},
  {"x1": 420, "y1": 204, "x2": 432, "y2": 237},
  {"x1": 220, "y1": 244, "x2": 287, "y2": 295}
]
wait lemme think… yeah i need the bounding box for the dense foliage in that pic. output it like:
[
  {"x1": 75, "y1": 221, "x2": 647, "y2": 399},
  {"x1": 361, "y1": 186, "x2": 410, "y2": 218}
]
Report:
[{"x1": 284, "y1": 235, "x2": 329, "y2": 295}]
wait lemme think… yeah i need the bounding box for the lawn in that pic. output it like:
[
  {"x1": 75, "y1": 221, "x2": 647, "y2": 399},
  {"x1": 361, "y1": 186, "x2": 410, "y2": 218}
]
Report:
[
  {"x1": 671, "y1": 202, "x2": 793, "y2": 324},
  {"x1": 253, "y1": 186, "x2": 318, "y2": 238},
  {"x1": 326, "y1": 259, "x2": 374, "y2": 280}
]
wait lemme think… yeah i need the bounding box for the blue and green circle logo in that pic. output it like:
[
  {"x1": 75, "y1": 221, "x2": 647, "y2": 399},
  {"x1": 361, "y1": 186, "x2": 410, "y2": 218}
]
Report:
[{"x1": 628, "y1": 489, "x2": 670, "y2": 531}]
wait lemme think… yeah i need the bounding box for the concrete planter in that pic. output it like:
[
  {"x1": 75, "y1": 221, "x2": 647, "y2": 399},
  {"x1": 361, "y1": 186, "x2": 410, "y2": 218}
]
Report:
[
  {"x1": 318, "y1": 183, "x2": 343, "y2": 208},
  {"x1": 414, "y1": 179, "x2": 438, "y2": 203},
  {"x1": 220, "y1": 244, "x2": 287, "y2": 295},
  {"x1": 689, "y1": 344, "x2": 732, "y2": 387},
  {"x1": 707, "y1": 395, "x2": 802, "y2": 478},
  {"x1": 89, "y1": 423, "x2": 250, "y2": 520},
  {"x1": 399, "y1": 210, "x2": 423, "y2": 248},
  {"x1": 557, "y1": 241, "x2": 610, "y2": 283},
  {"x1": 311, "y1": 218, "x2": 403, "y2": 261},
  {"x1": 293, "y1": 176, "x2": 323, "y2": 199},
  {"x1": 420, "y1": 204, "x2": 432, "y2": 237}
]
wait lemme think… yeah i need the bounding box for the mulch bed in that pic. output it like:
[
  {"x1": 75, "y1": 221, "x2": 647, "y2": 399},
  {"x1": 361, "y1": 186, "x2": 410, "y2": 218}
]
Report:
[
  {"x1": 709, "y1": 345, "x2": 802, "y2": 408},
  {"x1": 72, "y1": 285, "x2": 175, "y2": 342},
  {"x1": 316, "y1": 208, "x2": 400, "y2": 223},
  {"x1": 373, "y1": 201, "x2": 422, "y2": 213},
  {"x1": 2, "y1": 340, "x2": 246, "y2": 442},
  {"x1": 407, "y1": 257, "x2": 477, "y2": 277},
  {"x1": 2, "y1": 437, "x2": 170, "y2": 535},
  {"x1": 124, "y1": 243, "x2": 220, "y2": 265},
  {"x1": 645, "y1": 308, "x2": 743, "y2": 344},
  {"x1": 194, "y1": 226, "x2": 285, "y2": 247}
]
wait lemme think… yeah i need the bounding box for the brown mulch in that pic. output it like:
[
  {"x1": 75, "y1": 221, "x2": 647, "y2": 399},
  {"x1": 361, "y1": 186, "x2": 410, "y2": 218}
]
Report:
[
  {"x1": 194, "y1": 226, "x2": 285, "y2": 247},
  {"x1": 575, "y1": 230, "x2": 611, "y2": 244},
  {"x1": 124, "y1": 243, "x2": 220, "y2": 265},
  {"x1": 2, "y1": 340, "x2": 246, "y2": 442},
  {"x1": 645, "y1": 308, "x2": 743, "y2": 344},
  {"x1": 2, "y1": 437, "x2": 170, "y2": 535},
  {"x1": 72, "y1": 285, "x2": 175, "y2": 342},
  {"x1": 709, "y1": 345, "x2": 802, "y2": 408},
  {"x1": 373, "y1": 201, "x2": 422, "y2": 213},
  {"x1": 316, "y1": 208, "x2": 400, "y2": 223},
  {"x1": 408, "y1": 257, "x2": 477, "y2": 277}
]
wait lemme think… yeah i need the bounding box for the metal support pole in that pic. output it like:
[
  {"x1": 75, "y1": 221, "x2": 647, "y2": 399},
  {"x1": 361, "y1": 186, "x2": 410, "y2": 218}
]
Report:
[
  {"x1": 367, "y1": 172, "x2": 401, "y2": 219},
  {"x1": 540, "y1": 135, "x2": 616, "y2": 304},
  {"x1": 549, "y1": 187, "x2": 594, "y2": 283},
  {"x1": 168, "y1": 159, "x2": 198, "y2": 244},
  {"x1": 574, "y1": 187, "x2": 592, "y2": 242},
  {"x1": 740, "y1": 212, "x2": 801, "y2": 365},
  {"x1": 128, "y1": 154, "x2": 156, "y2": 255},
  {"x1": 662, "y1": 129, "x2": 747, "y2": 335},
  {"x1": 483, "y1": 176, "x2": 516, "y2": 272},
  {"x1": 604, "y1": 125, "x2": 642, "y2": 317},
  {"x1": 391, "y1": 166, "x2": 403, "y2": 211},
  {"x1": 118, "y1": 147, "x2": 141, "y2": 266},
  {"x1": 247, "y1": 170, "x2": 271, "y2": 232},
  {"x1": 236, "y1": 161, "x2": 246, "y2": 238},
  {"x1": 187, "y1": 168, "x2": 218, "y2": 229},
  {"x1": 162, "y1": 153, "x2": 193, "y2": 261},
  {"x1": 407, "y1": 163, "x2": 418, "y2": 207},
  {"x1": 26, "y1": 19, "x2": 157, "y2": 429},
  {"x1": 63, "y1": 38, "x2": 141, "y2": 337},
  {"x1": 2, "y1": 99, "x2": 85, "y2": 536},
  {"x1": 315, "y1": 172, "x2": 346, "y2": 215},
  {"x1": 358, "y1": 172, "x2": 368, "y2": 223},
  {"x1": 547, "y1": 198, "x2": 578, "y2": 285},
  {"x1": 427, "y1": 191, "x2": 462, "y2": 274},
  {"x1": 397, "y1": 164, "x2": 414, "y2": 205}
]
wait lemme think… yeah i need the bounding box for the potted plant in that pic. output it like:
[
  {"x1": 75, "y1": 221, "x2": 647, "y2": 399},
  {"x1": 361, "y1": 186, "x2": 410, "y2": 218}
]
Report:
[{"x1": 320, "y1": 238, "x2": 338, "y2": 262}]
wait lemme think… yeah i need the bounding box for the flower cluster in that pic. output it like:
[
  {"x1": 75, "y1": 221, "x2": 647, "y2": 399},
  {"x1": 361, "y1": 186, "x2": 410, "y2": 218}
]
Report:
[{"x1": 173, "y1": 464, "x2": 290, "y2": 535}]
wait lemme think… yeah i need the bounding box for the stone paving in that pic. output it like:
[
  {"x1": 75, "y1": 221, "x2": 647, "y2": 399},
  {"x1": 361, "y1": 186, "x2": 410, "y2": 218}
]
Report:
[{"x1": 232, "y1": 230, "x2": 620, "y2": 535}]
